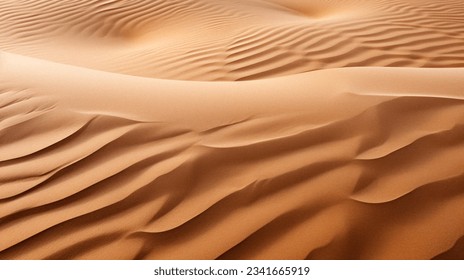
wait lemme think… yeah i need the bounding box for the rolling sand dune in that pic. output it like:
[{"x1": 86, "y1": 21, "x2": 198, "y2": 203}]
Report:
[
  {"x1": 1, "y1": 0, "x2": 464, "y2": 80},
  {"x1": 0, "y1": 0, "x2": 464, "y2": 260}
]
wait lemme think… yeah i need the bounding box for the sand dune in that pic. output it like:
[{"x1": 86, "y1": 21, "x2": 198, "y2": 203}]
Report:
[
  {"x1": 1, "y1": 0, "x2": 464, "y2": 80},
  {"x1": 0, "y1": 0, "x2": 464, "y2": 260}
]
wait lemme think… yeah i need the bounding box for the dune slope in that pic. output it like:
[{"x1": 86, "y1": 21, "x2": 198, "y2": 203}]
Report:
[
  {"x1": 0, "y1": 0, "x2": 464, "y2": 260},
  {"x1": 0, "y1": 0, "x2": 464, "y2": 80},
  {"x1": 1, "y1": 52, "x2": 464, "y2": 259}
]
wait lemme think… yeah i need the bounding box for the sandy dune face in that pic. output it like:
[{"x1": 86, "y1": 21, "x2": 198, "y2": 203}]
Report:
[
  {"x1": 1, "y1": 0, "x2": 464, "y2": 80},
  {"x1": 0, "y1": 0, "x2": 464, "y2": 260}
]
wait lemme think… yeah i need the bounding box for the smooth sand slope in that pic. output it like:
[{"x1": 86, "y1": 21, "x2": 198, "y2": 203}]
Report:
[{"x1": 1, "y1": 0, "x2": 464, "y2": 259}]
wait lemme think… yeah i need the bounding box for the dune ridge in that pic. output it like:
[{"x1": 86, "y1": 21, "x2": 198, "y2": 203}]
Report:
[{"x1": 1, "y1": 50, "x2": 464, "y2": 259}]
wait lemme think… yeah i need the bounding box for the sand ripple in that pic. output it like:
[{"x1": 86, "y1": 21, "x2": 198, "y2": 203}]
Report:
[{"x1": 0, "y1": 0, "x2": 463, "y2": 80}]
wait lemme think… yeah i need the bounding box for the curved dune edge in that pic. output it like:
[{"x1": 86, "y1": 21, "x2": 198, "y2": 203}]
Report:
[
  {"x1": 1, "y1": 0, "x2": 464, "y2": 81},
  {"x1": 1, "y1": 52, "x2": 464, "y2": 259}
]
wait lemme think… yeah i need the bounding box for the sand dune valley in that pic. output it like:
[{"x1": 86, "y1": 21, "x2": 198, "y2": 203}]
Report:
[{"x1": 0, "y1": 0, "x2": 464, "y2": 260}]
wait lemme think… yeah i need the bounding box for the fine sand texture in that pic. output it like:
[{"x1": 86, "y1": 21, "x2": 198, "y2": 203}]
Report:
[{"x1": 1, "y1": 0, "x2": 464, "y2": 259}]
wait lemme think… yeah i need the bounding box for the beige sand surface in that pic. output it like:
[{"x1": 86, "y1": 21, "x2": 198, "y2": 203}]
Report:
[{"x1": 0, "y1": 0, "x2": 463, "y2": 259}]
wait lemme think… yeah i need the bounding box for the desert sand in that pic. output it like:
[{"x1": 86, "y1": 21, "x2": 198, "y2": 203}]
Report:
[{"x1": 0, "y1": 0, "x2": 463, "y2": 260}]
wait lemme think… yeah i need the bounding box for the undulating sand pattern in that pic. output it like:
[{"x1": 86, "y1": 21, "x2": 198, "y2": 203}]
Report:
[{"x1": 0, "y1": 0, "x2": 463, "y2": 260}]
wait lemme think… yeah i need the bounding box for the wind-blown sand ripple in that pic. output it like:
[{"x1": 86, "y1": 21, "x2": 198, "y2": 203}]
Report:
[
  {"x1": 0, "y1": 0, "x2": 463, "y2": 80},
  {"x1": 0, "y1": 50, "x2": 463, "y2": 259}
]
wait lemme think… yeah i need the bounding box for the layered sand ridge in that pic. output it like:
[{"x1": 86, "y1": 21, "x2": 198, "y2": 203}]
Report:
[{"x1": 0, "y1": 0, "x2": 464, "y2": 259}]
